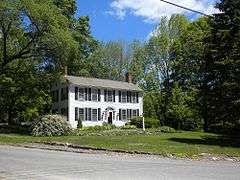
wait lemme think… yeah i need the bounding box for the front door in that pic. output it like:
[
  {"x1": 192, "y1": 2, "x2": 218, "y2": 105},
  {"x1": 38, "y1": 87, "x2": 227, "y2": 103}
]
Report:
[{"x1": 108, "y1": 112, "x2": 113, "y2": 124}]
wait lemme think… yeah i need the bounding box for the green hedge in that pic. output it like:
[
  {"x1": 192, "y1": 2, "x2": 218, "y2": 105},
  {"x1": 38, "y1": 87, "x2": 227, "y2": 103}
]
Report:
[{"x1": 130, "y1": 117, "x2": 160, "y2": 128}]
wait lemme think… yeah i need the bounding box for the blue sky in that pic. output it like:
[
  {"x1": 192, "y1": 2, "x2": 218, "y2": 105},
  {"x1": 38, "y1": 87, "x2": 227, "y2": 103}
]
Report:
[{"x1": 76, "y1": 0, "x2": 218, "y2": 42}]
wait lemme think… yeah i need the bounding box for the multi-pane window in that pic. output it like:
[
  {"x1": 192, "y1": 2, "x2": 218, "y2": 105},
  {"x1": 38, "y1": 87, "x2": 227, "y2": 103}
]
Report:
[
  {"x1": 61, "y1": 108, "x2": 68, "y2": 117},
  {"x1": 132, "y1": 109, "x2": 137, "y2": 117},
  {"x1": 75, "y1": 87, "x2": 100, "y2": 102},
  {"x1": 122, "y1": 91, "x2": 127, "y2": 103},
  {"x1": 51, "y1": 90, "x2": 59, "y2": 102},
  {"x1": 92, "y1": 89, "x2": 98, "y2": 101},
  {"x1": 61, "y1": 87, "x2": 68, "y2": 101},
  {"x1": 92, "y1": 109, "x2": 98, "y2": 121},
  {"x1": 122, "y1": 109, "x2": 127, "y2": 121},
  {"x1": 108, "y1": 90, "x2": 113, "y2": 102},
  {"x1": 104, "y1": 90, "x2": 115, "y2": 102},
  {"x1": 79, "y1": 108, "x2": 84, "y2": 121},
  {"x1": 79, "y1": 88, "x2": 85, "y2": 101},
  {"x1": 119, "y1": 109, "x2": 140, "y2": 121},
  {"x1": 119, "y1": 91, "x2": 139, "y2": 103},
  {"x1": 132, "y1": 92, "x2": 137, "y2": 103}
]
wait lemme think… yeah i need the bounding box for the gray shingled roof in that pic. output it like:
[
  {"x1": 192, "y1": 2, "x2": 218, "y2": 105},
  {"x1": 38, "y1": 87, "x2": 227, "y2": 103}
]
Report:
[{"x1": 65, "y1": 75, "x2": 142, "y2": 92}]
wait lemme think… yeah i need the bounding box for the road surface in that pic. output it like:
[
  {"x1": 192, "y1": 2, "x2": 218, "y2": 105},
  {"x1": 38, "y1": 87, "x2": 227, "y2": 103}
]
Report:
[{"x1": 0, "y1": 145, "x2": 239, "y2": 180}]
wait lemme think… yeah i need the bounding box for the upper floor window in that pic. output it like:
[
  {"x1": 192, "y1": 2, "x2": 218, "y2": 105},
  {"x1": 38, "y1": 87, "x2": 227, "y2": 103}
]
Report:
[
  {"x1": 61, "y1": 87, "x2": 68, "y2": 101},
  {"x1": 131, "y1": 92, "x2": 139, "y2": 103},
  {"x1": 51, "y1": 90, "x2": 59, "y2": 102},
  {"x1": 122, "y1": 91, "x2": 127, "y2": 103},
  {"x1": 104, "y1": 90, "x2": 115, "y2": 102},
  {"x1": 92, "y1": 89, "x2": 98, "y2": 101},
  {"x1": 119, "y1": 91, "x2": 139, "y2": 103},
  {"x1": 79, "y1": 88, "x2": 85, "y2": 101},
  {"x1": 75, "y1": 87, "x2": 100, "y2": 102}
]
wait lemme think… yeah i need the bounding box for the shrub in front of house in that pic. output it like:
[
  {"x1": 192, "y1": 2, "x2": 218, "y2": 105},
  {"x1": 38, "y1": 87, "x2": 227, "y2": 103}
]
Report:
[
  {"x1": 79, "y1": 124, "x2": 116, "y2": 131},
  {"x1": 121, "y1": 124, "x2": 137, "y2": 129},
  {"x1": 156, "y1": 126, "x2": 176, "y2": 133},
  {"x1": 31, "y1": 114, "x2": 71, "y2": 136},
  {"x1": 130, "y1": 117, "x2": 160, "y2": 128}
]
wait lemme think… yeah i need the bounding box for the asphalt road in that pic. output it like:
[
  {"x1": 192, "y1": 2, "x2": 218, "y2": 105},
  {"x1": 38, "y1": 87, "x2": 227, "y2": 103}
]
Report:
[{"x1": 0, "y1": 145, "x2": 239, "y2": 180}]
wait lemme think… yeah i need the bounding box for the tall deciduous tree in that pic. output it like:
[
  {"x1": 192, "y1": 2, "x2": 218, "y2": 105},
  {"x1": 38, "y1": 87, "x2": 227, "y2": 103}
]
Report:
[{"x1": 0, "y1": 0, "x2": 79, "y2": 124}]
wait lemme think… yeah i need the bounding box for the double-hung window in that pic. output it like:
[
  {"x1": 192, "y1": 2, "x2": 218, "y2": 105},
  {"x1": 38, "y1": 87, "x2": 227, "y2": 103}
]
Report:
[
  {"x1": 122, "y1": 91, "x2": 127, "y2": 103},
  {"x1": 61, "y1": 87, "x2": 68, "y2": 101},
  {"x1": 132, "y1": 109, "x2": 137, "y2": 117},
  {"x1": 92, "y1": 109, "x2": 98, "y2": 121},
  {"x1": 79, "y1": 108, "x2": 84, "y2": 121},
  {"x1": 122, "y1": 109, "x2": 127, "y2": 121},
  {"x1": 79, "y1": 88, "x2": 85, "y2": 101},
  {"x1": 104, "y1": 90, "x2": 115, "y2": 102},
  {"x1": 108, "y1": 90, "x2": 113, "y2": 102},
  {"x1": 75, "y1": 108, "x2": 85, "y2": 121},
  {"x1": 91, "y1": 89, "x2": 98, "y2": 101}
]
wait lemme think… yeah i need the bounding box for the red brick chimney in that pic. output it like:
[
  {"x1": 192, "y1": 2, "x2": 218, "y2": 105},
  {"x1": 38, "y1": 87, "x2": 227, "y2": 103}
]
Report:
[{"x1": 125, "y1": 72, "x2": 133, "y2": 83}]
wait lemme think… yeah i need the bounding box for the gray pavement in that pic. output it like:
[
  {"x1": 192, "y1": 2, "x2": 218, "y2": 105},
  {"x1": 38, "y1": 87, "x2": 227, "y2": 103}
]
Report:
[{"x1": 0, "y1": 145, "x2": 239, "y2": 180}]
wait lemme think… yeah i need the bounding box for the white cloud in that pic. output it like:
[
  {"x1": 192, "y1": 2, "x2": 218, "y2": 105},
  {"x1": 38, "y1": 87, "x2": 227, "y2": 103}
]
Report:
[{"x1": 109, "y1": 0, "x2": 219, "y2": 23}]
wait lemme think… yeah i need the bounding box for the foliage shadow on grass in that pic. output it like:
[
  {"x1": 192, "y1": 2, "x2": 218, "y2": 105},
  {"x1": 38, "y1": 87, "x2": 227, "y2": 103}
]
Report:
[
  {"x1": 0, "y1": 125, "x2": 30, "y2": 135},
  {"x1": 169, "y1": 135, "x2": 240, "y2": 148}
]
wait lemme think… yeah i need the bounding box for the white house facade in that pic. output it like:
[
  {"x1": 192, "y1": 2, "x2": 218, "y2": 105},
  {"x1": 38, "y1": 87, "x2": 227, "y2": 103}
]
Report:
[{"x1": 51, "y1": 74, "x2": 143, "y2": 128}]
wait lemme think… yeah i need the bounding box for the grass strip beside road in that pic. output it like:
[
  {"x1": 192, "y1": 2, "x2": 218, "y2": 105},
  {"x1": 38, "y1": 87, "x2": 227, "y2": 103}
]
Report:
[{"x1": 0, "y1": 131, "x2": 239, "y2": 157}]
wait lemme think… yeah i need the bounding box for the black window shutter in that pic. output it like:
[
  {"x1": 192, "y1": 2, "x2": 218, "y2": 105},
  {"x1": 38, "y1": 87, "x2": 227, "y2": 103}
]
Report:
[
  {"x1": 127, "y1": 91, "x2": 129, "y2": 103},
  {"x1": 88, "y1": 88, "x2": 91, "y2": 101},
  {"x1": 75, "y1": 107, "x2": 78, "y2": 121},
  {"x1": 85, "y1": 108, "x2": 88, "y2": 121},
  {"x1": 137, "y1": 109, "x2": 139, "y2": 116},
  {"x1": 113, "y1": 90, "x2": 115, "y2": 102},
  {"x1": 88, "y1": 108, "x2": 91, "y2": 121},
  {"x1": 98, "y1": 108, "x2": 101, "y2": 121},
  {"x1": 130, "y1": 92, "x2": 132, "y2": 103},
  {"x1": 119, "y1": 109, "x2": 122, "y2": 120},
  {"x1": 56, "y1": 90, "x2": 59, "y2": 102},
  {"x1": 119, "y1": 91, "x2": 121, "y2": 102},
  {"x1": 75, "y1": 87, "x2": 78, "y2": 100},
  {"x1": 98, "y1": 89, "x2": 101, "y2": 101},
  {"x1": 136, "y1": 93, "x2": 139, "y2": 103},
  {"x1": 130, "y1": 109, "x2": 132, "y2": 119},
  {"x1": 85, "y1": 88, "x2": 88, "y2": 100},
  {"x1": 127, "y1": 109, "x2": 129, "y2": 120},
  {"x1": 104, "y1": 90, "x2": 107, "y2": 102}
]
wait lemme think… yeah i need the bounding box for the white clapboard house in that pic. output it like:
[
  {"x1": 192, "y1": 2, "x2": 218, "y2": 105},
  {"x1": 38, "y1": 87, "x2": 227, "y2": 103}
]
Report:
[{"x1": 51, "y1": 73, "x2": 143, "y2": 128}]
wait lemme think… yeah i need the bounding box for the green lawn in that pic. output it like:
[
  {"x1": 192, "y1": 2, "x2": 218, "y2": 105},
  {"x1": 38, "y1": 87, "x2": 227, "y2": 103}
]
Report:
[{"x1": 0, "y1": 131, "x2": 239, "y2": 157}]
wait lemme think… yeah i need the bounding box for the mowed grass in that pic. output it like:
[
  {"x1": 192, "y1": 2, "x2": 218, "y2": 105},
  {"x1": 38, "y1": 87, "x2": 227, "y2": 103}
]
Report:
[{"x1": 0, "y1": 131, "x2": 240, "y2": 157}]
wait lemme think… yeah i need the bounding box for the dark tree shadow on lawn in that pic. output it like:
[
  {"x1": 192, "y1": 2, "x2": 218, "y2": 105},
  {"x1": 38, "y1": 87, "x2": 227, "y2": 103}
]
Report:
[
  {"x1": 169, "y1": 134, "x2": 240, "y2": 148},
  {"x1": 0, "y1": 125, "x2": 30, "y2": 135}
]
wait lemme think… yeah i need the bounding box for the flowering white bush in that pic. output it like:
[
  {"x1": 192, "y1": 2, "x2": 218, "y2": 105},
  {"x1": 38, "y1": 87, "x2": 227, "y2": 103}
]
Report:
[{"x1": 31, "y1": 114, "x2": 71, "y2": 136}]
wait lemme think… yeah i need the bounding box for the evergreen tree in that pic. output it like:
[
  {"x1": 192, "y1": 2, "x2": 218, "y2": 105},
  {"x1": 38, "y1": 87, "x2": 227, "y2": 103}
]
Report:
[{"x1": 203, "y1": 0, "x2": 240, "y2": 131}]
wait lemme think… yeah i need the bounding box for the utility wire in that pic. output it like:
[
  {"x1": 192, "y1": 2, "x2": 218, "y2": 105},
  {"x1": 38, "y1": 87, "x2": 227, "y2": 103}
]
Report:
[
  {"x1": 159, "y1": 0, "x2": 240, "y2": 27},
  {"x1": 159, "y1": 0, "x2": 212, "y2": 17}
]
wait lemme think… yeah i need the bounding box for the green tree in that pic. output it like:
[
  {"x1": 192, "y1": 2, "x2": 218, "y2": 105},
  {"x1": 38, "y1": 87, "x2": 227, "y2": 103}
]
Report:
[
  {"x1": 167, "y1": 84, "x2": 202, "y2": 130},
  {"x1": 0, "y1": 0, "x2": 79, "y2": 124},
  {"x1": 202, "y1": 0, "x2": 240, "y2": 131}
]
